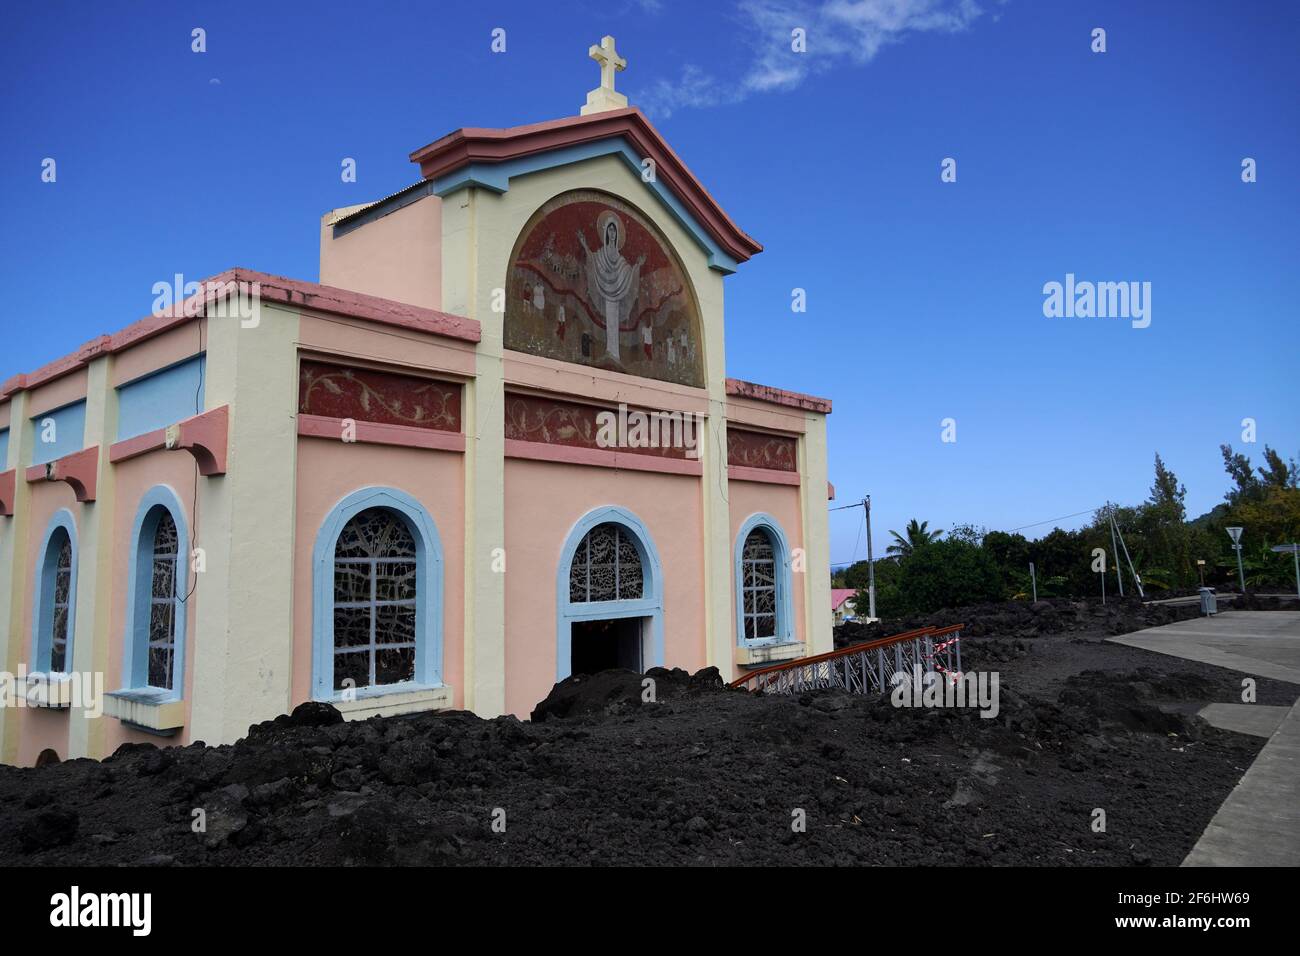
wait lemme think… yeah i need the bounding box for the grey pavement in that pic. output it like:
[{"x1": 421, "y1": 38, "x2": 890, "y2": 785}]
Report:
[{"x1": 1106, "y1": 611, "x2": 1300, "y2": 867}]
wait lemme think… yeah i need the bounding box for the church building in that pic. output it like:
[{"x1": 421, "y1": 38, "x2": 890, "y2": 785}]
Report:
[{"x1": 0, "y1": 37, "x2": 833, "y2": 764}]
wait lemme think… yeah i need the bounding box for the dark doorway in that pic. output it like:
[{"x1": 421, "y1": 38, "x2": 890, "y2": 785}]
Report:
[{"x1": 571, "y1": 617, "x2": 643, "y2": 675}]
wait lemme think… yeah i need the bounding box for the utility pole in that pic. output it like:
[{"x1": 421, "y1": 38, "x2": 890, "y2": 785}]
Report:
[
  {"x1": 1113, "y1": 513, "x2": 1145, "y2": 598},
  {"x1": 864, "y1": 495, "x2": 876, "y2": 620},
  {"x1": 1109, "y1": 504, "x2": 1124, "y2": 597},
  {"x1": 1029, "y1": 561, "x2": 1037, "y2": 602}
]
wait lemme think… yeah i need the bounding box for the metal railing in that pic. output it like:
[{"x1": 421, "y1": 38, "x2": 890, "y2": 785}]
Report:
[{"x1": 729, "y1": 624, "x2": 964, "y2": 696}]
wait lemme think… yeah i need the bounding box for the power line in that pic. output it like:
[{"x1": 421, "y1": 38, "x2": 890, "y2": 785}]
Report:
[{"x1": 1006, "y1": 506, "x2": 1104, "y2": 533}]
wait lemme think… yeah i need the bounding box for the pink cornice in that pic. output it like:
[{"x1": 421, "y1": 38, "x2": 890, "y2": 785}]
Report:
[
  {"x1": 109, "y1": 428, "x2": 168, "y2": 465},
  {"x1": 409, "y1": 108, "x2": 763, "y2": 265},
  {"x1": 728, "y1": 465, "x2": 802, "y2": 487},
  {"x1": 726, "y1": 378, "x2": 832, "y2": 415},
  {"x1": 297, "y1": 414, "x2": 467, "y2": 453},
  {"x1": 0, "y1": 470, "x2": 14, "y2": 516},
  {"x1": 0, "y1": 270, "x2": 480, "y2": 401},
  {"x1": 504, "y1": 438, "x2": 704, "y2": 477},
  {"x1": 25, "y1": 446, "x2": 99, "y2": 502},
  {"x1": 173, "y1": 405, "x2": 228, "y2": 476},
  {"x1": 109, "y1": 406, "x2": 229, "y2": 476}
]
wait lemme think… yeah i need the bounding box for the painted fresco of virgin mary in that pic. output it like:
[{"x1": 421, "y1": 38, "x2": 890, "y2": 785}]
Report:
[{"x1": 577, "y1": 210, "x2": 645, "y2": 361}]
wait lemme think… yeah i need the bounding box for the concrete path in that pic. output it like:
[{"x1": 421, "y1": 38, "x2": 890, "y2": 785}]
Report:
[
  {"x1": 1195, "y1": 703, "x2": 1290, "y2": 738},
  {"x1": 1106, "y1": 611, "x2": 1300, "y2": 867},
  {"x1": 1109, "y1": 610, "x2": 1300, "y2": 685},
  {"x1": 1182, "y1": 700, "x2": 1300, "y2": 866}
]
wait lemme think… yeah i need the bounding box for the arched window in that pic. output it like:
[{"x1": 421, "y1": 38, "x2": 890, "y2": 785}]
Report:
[
  {"x1": 734, "y1": 515, "x2": 794, "y2": 647},
  {"x1": 312, "y1": 487, "x2": 444, "y2": 700},
  {"x1": 122, "y1": 487, "x2": 190, "y2": 696},
  {"x1": 147, "y1": 512, "x2": 180, "y2": 690},
  {"x1": 33, "y1": 511, "x2": 77, "y2": 675},
  {"x1": 569, "y1": 522, "x2": 644, "y2": 602},
  {"x1": 741, "y1": 527, "x2": 777, "y2": 641},
  {"x1": 332, "y1": 508, "x2": 418, "y2": 692},
  {"x1": 50, "y1": 535, "x2": 72, "y2": 672}
]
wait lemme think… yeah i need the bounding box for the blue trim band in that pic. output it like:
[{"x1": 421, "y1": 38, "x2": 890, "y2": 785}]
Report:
[{"x1": 430, "y1": 137, "x2": 740, "y2": 274}]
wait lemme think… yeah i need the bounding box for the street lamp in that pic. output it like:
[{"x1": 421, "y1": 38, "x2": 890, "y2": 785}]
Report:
[{"x1": 1226, "y1": 526, "x2": 1246, "y2": 594}]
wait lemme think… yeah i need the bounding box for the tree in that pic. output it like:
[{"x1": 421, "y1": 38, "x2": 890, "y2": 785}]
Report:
[
  {"x1": 887, "y1": 519, "x2": 944, "y2": 558},
  {"x1": 1148, "y1": 453, "x2": 1187, "y2": 521},
  {"x1": 831, "y1": 559, "x2": 872, "y2": 590},
  {"x1": 983, "y1": 530, "x2": 1031, "y2": 597},
  {"x1": 891, "y1": 538, "x2": 1004, "y2": 613},
  {"x1": 1221, "y1": 444, "x2": 1259, "y2": 505},
  {"x1": 1140, "y1": 453, "x2": 1193, "y2": 587}
]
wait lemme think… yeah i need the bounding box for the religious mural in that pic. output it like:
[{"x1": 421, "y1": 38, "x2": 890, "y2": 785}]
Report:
[
  {"x1": 504, "y1": 190, "x2": 704, "y2": 387},
  {"x1": 299, "y1": 360, "x2": 462, "y2": 432}
]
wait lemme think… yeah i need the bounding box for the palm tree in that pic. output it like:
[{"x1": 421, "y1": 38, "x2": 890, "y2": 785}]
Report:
[{"x1": 887, "y1": 519, "x2": 944, "y2": 558}]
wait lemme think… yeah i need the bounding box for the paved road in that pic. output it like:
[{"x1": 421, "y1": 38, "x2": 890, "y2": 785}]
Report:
[{"x1": 1108, "y1": 611, "x2": 1300, "y2": 866}]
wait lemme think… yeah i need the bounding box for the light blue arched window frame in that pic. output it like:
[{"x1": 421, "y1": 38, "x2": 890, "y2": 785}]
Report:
[
  {"x1": 735, "y1": 513, "x2": 795, "y2": 647},
  {"x1": 32, "y1": 510, "x2": 78, "y2": 674},
  {"x1": 556, "y1": 506, "x2": 664, "y2": 681},
  {"x1": 312, "y1": 487, "x2": 444, "y2": 701},
  {"x1": 121, "y1": 486, "x2": 191, "y2": 697}
]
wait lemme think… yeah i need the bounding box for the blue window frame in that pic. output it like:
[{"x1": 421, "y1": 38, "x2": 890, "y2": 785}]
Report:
[
  {"x1": 32, "y1": 510, "x2": 78, "y2": 674},
  {"x1": 121, "y1": 487, "x2": 190, "y2": 697},
  {"x1": 312, "y1": 487, "x2": 444, "y2": 700},
  {"x1": 735, "y1": 514, "x2": 795, "y2": 647},
  {"x1": 556, "y1": 506, "x2": 664, "y2": 681}
]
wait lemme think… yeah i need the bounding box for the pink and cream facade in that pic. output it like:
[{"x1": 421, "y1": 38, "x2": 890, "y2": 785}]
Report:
[{"x1": 0, "y1": 104, "x2": 832, "y2": 765}]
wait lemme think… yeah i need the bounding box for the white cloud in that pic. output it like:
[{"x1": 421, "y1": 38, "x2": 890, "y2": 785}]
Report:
[{"x1": 638, "y1": 0, "x2": 988, "y2": 117}]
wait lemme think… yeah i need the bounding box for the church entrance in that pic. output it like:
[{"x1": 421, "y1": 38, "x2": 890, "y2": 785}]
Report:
[
  {"x1": 557, "y1": 510, "x2": 665, "y2": 682},
  {"x1": 570, "y1": 616, "x2": 645, "y2": 675}
]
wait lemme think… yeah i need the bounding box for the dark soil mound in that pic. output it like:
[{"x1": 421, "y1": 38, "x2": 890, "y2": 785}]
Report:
[
  {"x1": 531, "y1": 666, "x2": 724, "y2": 722},
  {"x1": 0, "y1": 652, "x2": 1273, "y2": 867},
  {"x1": 834, "y1": 596, "x2": 1203, "y2": 648}
]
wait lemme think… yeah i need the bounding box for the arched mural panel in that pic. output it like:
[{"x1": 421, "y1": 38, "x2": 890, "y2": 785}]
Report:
[{"x1": 505, "y1": 190, "x2": 704, "y2": 387}]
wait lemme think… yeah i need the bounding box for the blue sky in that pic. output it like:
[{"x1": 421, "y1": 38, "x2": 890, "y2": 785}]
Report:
[{"x1": 2, "y1": 0, "x2": 1296, "y2": 566}]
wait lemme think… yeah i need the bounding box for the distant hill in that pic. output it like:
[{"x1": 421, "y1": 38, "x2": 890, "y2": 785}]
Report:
[{"x1": 1189, "y1": 503, "x2": 1230, "y2": 528}]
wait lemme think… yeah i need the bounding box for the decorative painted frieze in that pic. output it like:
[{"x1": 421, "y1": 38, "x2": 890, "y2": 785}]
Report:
[
  {"x1": 299, "y1": 360, "x2": 461, "y2": 432},
  {"x1": 727, "y1": 427, "x2": 797, "y2": 472},
  {"x1": 504, "y1": 392, "x2": 694, "y2": 460}
]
